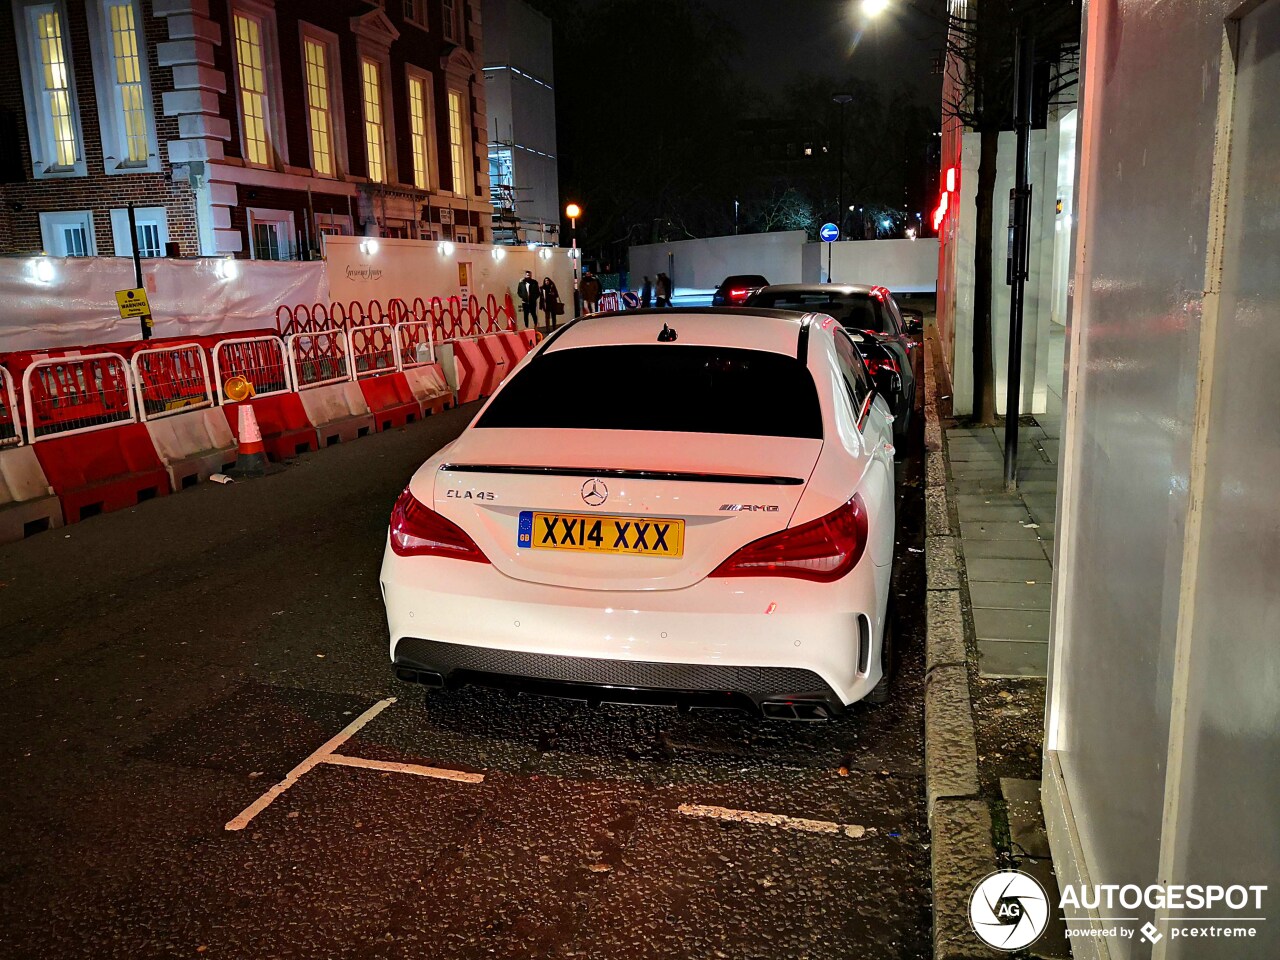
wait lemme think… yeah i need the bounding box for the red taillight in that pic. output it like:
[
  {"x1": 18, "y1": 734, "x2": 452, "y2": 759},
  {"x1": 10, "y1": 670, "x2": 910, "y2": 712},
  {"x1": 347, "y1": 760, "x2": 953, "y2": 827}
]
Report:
[
  {"x1": 710, "y1": 495, "x2": 868, "y2": 582},
  {"x1": 865, "y1": 355, "x2": 899, "y2": 376},
  {"x1": 389, "y1": 488, "x2": 490, "y2": 562},
  {"x1": 728, "y1": 287, "x2": 750, "y2": 302}
]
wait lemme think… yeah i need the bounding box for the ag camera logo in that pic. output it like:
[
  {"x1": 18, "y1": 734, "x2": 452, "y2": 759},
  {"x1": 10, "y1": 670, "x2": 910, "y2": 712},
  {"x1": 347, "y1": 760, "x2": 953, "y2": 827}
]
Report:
[{"x1": 970, "y1": 870, "x2": 1050, "y2": 950}]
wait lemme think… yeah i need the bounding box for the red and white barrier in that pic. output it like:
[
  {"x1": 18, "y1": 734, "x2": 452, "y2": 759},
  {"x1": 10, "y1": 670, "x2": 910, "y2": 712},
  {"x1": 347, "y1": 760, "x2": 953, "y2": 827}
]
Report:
[
  {"x1": 286, "y1": 331, "x2": 351, "y2": 391},
  {"x1": 131, "y1": 342, "x2": 216, "y2": 421},
  {"x1": 212, "y1": 335, "x2": 291, "y2": 399}
]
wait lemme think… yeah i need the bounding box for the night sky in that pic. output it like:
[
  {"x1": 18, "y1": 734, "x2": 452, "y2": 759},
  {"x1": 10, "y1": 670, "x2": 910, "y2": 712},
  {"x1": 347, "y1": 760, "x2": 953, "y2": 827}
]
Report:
[
  {"x1": 723, "y1": 0, "x2": 946, "y2": 111},
  {"x1": 574, "y1": 0, "x2": 947, "y2": 113}
]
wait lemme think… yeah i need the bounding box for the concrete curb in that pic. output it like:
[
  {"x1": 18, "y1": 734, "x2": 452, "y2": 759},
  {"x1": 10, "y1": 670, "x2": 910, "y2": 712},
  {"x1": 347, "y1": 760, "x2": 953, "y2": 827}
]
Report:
[{"x1": 921, "y1": 331, "x2": 998, "y2": 960}]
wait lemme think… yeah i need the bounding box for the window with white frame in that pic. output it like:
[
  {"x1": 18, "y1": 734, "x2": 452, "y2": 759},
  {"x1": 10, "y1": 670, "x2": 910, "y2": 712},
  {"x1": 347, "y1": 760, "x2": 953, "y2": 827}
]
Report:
[
  {"x1": 361, "y1": 57, "x2": 387, "y2": 183},
  {"x1": 301, "y1": 34, "x2": 335, "y2": 176},
  {"x1": 232, "y1": 8, "x2": 272, "y2": 166},
  {"x1": 402, "y1": 0, "x2": 426, "y2": 28},
  {"x1": 248, "y1": 208, "x2": 295, "y2": 260},
  {"x1": 407, "y1": 69, "x2": 434, "y2": 191},
  {"x1": 86, "y1": 0, "x2": 156, "y2": 172},
  {"x1": 447, "y1": 86, "x2": 471, "y2": 196},
  {"x1": 39, "y1": 210, "x2": 96, "y2": 256},
  {"x1": 109, "y1": 207, "x2": 168, "y2": 257},
  {"x1": 14, "y1": 2, "x2": 84, "y2": 177},
  {"x1": 441, "y1": 0, "x2": 462, "y2": 43}
]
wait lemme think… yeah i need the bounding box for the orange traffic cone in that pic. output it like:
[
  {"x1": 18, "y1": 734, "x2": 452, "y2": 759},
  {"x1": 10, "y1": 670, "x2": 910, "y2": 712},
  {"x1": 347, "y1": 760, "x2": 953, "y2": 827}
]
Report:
[{"x1": 228, "y1": 403, "x2": 270, "y2": 477}]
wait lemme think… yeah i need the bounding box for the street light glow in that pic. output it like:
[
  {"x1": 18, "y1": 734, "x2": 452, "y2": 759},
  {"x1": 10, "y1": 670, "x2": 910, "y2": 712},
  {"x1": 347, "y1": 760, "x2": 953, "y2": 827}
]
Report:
[
  {"x1": 861, "y1": 0, "x2": 890, "y2": 17},
  {"x1": 565, "y1": 203, "x2": 581, "y2": 219}
]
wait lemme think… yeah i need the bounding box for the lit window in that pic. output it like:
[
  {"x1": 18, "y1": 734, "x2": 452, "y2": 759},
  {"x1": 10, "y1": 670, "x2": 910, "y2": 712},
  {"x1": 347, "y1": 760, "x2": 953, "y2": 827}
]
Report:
[
  {"x1": 447, "y1": 88, "x2": 468, "y2": 195},
  {"x1": 33, "y1": 7, "x2": 78, "y2": 168},
  {"x1": 233, "y1": 12, "x2": 270, "y2": 166},
  {"x1": 408, "y1": 74, "x2": 430, "y2": 190},
  {"x1": 442, "y1": 0, "x2": 461, "y2": 43},
  {"x1": 362, "y1": 59, "x2": 385, "y2": 183},
  {"x1": 105, "y1": 2, "x2": 146, "y2": 164},
  {"x1": 303, "y1": 38, "x2": 334, "y2": 176}
]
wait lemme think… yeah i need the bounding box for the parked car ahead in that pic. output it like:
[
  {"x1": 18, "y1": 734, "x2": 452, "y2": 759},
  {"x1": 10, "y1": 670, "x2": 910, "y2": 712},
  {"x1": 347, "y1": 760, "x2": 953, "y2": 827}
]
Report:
[
  {"x1": 746, "y1": 283, "x2": 917, "y2": 440},
  {"x1": 711, "y1": 274, "x2": 769, "y2": 306},
  {"x1": 381, "y1": 308, "x2": 898, "y2": 719}
]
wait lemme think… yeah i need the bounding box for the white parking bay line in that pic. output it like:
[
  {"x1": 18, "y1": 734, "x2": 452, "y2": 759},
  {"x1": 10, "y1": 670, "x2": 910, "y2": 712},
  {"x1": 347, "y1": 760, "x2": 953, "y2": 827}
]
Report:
[
  {"x1": 225, "y1": 697, "x2": 399, "y2": 832},
  {"x1": 321, "y1": 753, "x2": 485, "y2": 784},
  {"x1": 677, "y1": 803, "x2": 869, "y2": 839}
]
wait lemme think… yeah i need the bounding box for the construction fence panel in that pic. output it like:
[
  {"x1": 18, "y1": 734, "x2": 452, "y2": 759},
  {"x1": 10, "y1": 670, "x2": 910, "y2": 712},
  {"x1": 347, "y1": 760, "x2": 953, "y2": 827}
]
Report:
[
  {"x1": 287, "y1": 331, "x2": 351, "y2": 390},
  {"x1": 212, "y1": 336, "x2": 291, "y2": 399},
  {"x1": 349, "y1": 323, "x2": 399, "y2": 379},
  {"x1": 130, "y1": 342, "x2": 216, "y2": 422},
  {"x1": 0, "y1": 364, "x2": 23, "y2": 446},
  {"x1": 397, "y1": 321, "x2": 436, "y2": 368},
  {"x1": 22, "y1": 352, "x2": 136, "y2": 442}
]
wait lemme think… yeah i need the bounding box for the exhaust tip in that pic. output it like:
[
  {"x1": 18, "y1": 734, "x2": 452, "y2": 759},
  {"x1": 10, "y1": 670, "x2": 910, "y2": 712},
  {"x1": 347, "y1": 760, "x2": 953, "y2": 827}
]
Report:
[{"x1": 761, "y1": 700, "x2": 832, "y2": 721}]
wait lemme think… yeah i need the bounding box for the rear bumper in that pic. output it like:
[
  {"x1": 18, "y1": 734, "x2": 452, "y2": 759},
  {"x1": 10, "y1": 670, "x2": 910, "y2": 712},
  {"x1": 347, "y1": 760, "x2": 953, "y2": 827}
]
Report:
[
  {"x1": 380, "y1": 540, "x2": 891, "y2": 707},
  {"x1": 392, "y1": 636, "x2": 844, "y2": 718}
]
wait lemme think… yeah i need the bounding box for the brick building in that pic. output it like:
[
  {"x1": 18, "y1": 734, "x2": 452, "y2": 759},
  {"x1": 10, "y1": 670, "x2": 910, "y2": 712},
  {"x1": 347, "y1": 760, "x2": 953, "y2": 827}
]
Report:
[{"x1": 0, "y1": 0, "x2": 492, "y2": 259}]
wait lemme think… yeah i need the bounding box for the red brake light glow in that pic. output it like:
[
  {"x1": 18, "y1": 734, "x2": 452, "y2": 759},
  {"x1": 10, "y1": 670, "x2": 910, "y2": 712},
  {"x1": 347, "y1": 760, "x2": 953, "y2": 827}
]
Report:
[
  {"x1": 728, "y1": 287, "x2": 750, "y2": 302},
  {"x1": 389, "y1": 488, "x2": 490, "y2": 562},
  {"x1": 711, "y1": 495, "x2": 868, "y2": 582},
  {"x1": 864, "y1": 355, "x2": 899, "y2": 376}
]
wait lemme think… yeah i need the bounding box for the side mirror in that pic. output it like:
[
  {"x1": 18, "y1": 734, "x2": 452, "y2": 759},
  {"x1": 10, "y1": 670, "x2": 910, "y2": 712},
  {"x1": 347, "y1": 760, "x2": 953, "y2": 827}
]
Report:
[{"x1": 901, "y1": 308, "x2": 924, "y2": 334}]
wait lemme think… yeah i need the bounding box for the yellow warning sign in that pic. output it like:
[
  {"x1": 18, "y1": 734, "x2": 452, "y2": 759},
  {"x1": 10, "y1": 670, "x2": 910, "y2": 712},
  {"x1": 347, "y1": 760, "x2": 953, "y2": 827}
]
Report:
[{"x1": 115, "y1": 287, "x2": 151, "y2": 319}]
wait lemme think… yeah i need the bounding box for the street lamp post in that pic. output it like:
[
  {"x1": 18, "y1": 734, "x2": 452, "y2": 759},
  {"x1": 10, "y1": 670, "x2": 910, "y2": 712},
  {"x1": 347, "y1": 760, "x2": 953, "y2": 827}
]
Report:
[
  {"x1": 831, "y1": 93, "x2": 853, "y2": 281},
  {"x1": 565, "y1": 202, "x2": 581, "y2": 323}
]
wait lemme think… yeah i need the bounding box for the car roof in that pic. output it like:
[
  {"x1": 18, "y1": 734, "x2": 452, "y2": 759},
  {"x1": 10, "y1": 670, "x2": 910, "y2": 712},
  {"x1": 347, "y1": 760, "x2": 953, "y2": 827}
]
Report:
[
  {"x1": 540, "y1": 308, "x2": 812, "y2": 358},
  {"x1": 754, "y1": 283, "x2": 882, "y2": 296}
]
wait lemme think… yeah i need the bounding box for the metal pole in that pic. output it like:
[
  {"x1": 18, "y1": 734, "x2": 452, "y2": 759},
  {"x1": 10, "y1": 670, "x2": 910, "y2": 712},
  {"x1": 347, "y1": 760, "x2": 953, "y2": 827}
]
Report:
[
  {"x1": 126, "y1": 203, "x2": 151, "y2": 340},
  {"x1": 837, "y1": 104, "x2": 845, "y2": 242},
  {"x1": 1003, "y1": 28, "x2": 1035, "y2": 491},
  {"x1": 570, "y1": 215, "x2": 578, "y2": 322}
]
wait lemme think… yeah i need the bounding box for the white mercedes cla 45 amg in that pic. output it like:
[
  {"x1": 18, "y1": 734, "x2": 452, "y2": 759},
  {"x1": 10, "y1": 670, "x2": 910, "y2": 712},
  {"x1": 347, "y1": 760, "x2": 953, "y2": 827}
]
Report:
[{"x1": 379, "y1": 308, "x2": 898, "y2": 719}]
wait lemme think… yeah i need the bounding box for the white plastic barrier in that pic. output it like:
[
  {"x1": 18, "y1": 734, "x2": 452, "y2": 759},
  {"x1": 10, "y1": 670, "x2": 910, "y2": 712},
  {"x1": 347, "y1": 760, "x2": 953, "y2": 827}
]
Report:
[
  {"x1": 212, "y1": 336, "x2": 291, "y2": 399},
  {"x1": 1, "y1": 365, "x2": 22, "y2": 447},
  {"x1": 130, "y1": 342, "x2": 215, "y2": 422},
  {"x1": 286, "y1": 331, "x2": 351, "y2": 390},
  {"x1": 396, "y1": 320, "x2": 437, "y2": 368},
  {"x1": 22, "y1": 352, "x2": 137, "y2": 442},
  {"x1": 348, "y1": 323, "x2": 399, "y2": 379}
]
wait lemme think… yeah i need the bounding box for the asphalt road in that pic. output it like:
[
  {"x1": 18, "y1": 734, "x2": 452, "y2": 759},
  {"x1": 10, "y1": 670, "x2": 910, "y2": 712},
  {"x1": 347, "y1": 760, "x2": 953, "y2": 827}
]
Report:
[{"x1": 0, "y1": 379, "x2": 928, "y2": 958}]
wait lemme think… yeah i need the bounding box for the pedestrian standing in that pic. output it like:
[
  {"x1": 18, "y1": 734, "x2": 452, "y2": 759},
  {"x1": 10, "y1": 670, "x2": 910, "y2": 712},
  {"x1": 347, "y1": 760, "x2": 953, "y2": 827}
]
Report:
[
  {"x1": 640, "y1": 275, "x2": 653, "y2": 309},
  {"x1": 581, "y1": 272, "x2": 602, "y2": 313},
  {"x1": 517, "y1": 270, "x2": 540, "y2": 328},
  {"x1": 540, "y1": 277, "x2": 562, "y2": 328},
  {"x1": 655, "y1": 272, "x2": 671, "y2": 308}
]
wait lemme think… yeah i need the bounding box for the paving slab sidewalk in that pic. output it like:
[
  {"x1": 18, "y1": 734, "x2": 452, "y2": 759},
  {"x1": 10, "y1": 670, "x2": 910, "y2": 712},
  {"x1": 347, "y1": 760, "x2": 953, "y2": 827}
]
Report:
[{"x1": 922, "y1": 324, "x2": 1070, "y2": 960}]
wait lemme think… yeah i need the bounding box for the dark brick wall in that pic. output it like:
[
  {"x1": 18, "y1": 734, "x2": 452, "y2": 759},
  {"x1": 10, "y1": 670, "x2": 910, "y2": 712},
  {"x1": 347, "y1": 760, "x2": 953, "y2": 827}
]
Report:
[{"x1": 0, "y1": 1, "x2": 199, "y2": 255}]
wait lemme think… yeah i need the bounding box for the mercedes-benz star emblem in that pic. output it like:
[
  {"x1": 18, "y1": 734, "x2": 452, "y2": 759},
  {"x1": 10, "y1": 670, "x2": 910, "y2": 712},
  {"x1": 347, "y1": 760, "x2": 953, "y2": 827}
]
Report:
[{"x1": 581, "y1": 478, "x2": 608, "y2": 506}]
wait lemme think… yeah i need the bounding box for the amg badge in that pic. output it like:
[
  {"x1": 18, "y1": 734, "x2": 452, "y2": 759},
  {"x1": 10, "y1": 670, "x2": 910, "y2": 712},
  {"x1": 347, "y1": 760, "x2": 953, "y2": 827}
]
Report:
[{"x1": 719, "y1": 504, "x2": 780, "y2": 512}]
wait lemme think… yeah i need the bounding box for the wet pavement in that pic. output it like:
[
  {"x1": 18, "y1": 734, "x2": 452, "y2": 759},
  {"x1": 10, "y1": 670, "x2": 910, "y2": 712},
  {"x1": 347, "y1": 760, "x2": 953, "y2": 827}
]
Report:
[{"x1": 0, "y1": 383, "x2": 929, "y2": 958}]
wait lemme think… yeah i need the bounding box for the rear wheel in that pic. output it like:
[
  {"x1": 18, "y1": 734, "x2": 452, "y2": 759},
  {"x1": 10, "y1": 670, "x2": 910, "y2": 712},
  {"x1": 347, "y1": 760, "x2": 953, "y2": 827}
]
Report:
[{"x1": 865, "y1": 605, "x2": 895, "y2": 704}]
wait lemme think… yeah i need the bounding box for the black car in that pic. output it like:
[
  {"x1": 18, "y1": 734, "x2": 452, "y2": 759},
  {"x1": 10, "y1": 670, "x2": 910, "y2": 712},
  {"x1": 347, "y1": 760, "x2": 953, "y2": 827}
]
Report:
[
  {"x1": 711, "y1": 274, "x2": 769, "y2": 306},
  {"x1": 745, "y1": 283, "x2": 918, "y2": 439}
]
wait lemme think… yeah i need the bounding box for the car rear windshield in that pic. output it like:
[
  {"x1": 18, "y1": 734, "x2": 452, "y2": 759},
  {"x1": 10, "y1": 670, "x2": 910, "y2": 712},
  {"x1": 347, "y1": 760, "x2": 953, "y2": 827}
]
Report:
[
  {"x1": 721, "y1": 275, "x2": 768, "y2": 288},
  {"x1": 749, "y1": 291, "x2": 890, "y2": 333},
  {"x1": 476, "y1": 344, "x2": 822, "y2": 439}
]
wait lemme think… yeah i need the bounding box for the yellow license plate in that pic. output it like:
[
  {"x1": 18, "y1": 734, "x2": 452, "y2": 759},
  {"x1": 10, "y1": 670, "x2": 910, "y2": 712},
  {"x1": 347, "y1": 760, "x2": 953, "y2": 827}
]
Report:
[{"x1": 518, "y1": 511, "x2": 685, "y2": 558}]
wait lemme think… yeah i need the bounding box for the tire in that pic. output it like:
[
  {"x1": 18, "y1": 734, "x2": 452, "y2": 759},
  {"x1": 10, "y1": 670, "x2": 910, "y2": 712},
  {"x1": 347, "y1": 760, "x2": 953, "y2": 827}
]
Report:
[{"x1": 865, "y1": 606, "x2": 895, "y2": 704}]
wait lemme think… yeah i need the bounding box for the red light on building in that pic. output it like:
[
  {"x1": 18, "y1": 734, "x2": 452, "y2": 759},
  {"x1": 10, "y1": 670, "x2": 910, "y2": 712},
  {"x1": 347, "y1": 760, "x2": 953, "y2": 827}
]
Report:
[{"x1": 946, "y1": 166, "x2": 957, "y2": 192}]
